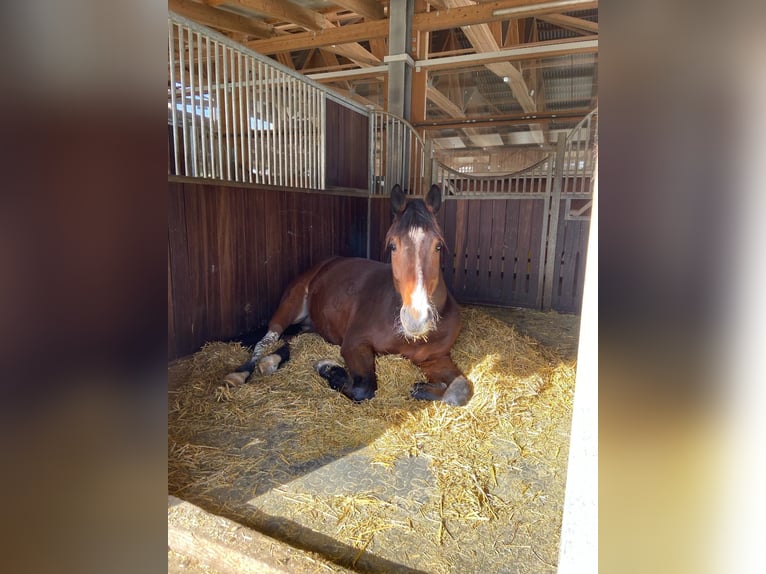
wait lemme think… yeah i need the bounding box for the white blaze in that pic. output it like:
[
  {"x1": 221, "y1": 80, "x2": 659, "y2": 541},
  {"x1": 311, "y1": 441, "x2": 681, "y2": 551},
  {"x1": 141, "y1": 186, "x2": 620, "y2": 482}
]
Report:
[{"x1": 408, "y1": 227, "x2": 430, "y2": 321}]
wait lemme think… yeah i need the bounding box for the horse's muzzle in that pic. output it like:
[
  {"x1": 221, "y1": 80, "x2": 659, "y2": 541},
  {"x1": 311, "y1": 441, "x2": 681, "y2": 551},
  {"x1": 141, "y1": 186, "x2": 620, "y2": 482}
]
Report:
[{"x1": 400, "y1": 306, "x2": 436, "y2": 340}]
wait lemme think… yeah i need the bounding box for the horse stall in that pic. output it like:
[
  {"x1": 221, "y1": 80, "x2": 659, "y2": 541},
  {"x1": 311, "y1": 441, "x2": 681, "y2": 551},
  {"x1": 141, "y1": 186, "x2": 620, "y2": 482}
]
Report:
[{"x1": 168, "y1": 12, "x2": 595, "y2": 574}]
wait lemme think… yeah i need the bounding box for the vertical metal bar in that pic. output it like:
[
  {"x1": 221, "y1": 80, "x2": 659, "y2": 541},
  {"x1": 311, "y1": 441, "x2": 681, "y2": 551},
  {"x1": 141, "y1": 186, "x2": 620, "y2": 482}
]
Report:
[
  {"x1": 320, "y1": 92, "x2": 326, "y2": 189},
  {"x1": 277, "y1": 71, "x2": 285, "y2": 186},
  {"x1": 263, "y1": 65, "x2": 275, "y2": 185},
  {"x1": 298, "y1": 82, "x2": 309, "y2": 188},
  {"x1": 257, "y1": 61, "x2": 264, "y2": 184},
  {"x1": 275, "y1": 68, "x2": 281, "y2": 186},
  {"x1": 229, "y1": 49, "x2": 238, "y2": 181},
  {"x1": 206, "y1": 36, "x2": 214, "y2": 178},
  {"x1": 188, "y1": 29, "x2": 198, "y2": 177},
  {"x1": 215, "y1": 42, "x2": 223, "y2": 180},
  {"x1": 238, "y1": 52, "x2": 246, "y2": 183},
  {"x1": 285, "y1": 76, "x2": 291, "y2": 187},
  {"x1": 303, "y1": 85, "x2": 314, "y2": 189},
  {"x1": 197, "y1": 32, "x2": 206, "y2": 178},
  {"x1": 288, "y1": 77, "x2": 295, "y2": 187},
  {"x1": 222, "y1": 45, "x2": 231, "y2": 180},
  {"x1": 368, "y1": 109, "x2": 375, "y2": 195},
  {"x1": 178, "y1": 27, "x2": 189, "y2": 177},
  {"x1": 168, "y1": 21, "x2": 180, "y2": 176},
  {"x1": 245, "y1": 56, "x2": 255, "y2": 183},
  {"x1": 270, "y1": 66, "x2": 277, "y2": 186},
  {"x1": 273, "y1": 70, "x2": 280, "y2": 186}
]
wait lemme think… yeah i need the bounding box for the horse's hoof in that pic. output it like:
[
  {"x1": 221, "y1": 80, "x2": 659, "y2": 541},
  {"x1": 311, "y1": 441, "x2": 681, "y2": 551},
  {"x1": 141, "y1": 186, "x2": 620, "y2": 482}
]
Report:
[
  {"x1": 222, "y1": 371, "x2": 249, "y2": 387},
  {"x1": 410, "y1": 381, "x2": 447, "y2": 401},
  {"x1": 313, "y1": 360, "x2": 351, "y2": 392},
  {"x1": 442, "y1": 376, "x2": 473, "y2": 406},
  {"x1": 258, "y1": 354, "x2": 281, "y2": 375},
  {"x1": 313, "y1": 359, "x2": 342, "y2": 375}
]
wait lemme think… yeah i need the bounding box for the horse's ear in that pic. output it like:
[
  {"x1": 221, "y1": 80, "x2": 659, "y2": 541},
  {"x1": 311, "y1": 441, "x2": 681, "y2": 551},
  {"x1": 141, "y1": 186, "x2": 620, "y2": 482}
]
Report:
[
  {"x1": 425, "y1": 184, "x2": 442, "y2": 214},
  {"x1": 391, "y1": 184, "x2": 406, "y2": 215}
]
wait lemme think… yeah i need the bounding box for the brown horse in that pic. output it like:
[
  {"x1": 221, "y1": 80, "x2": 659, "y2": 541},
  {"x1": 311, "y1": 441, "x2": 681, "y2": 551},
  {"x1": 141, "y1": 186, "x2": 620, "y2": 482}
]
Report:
[{"x1": 222, "y1": 184, "x2": 473, "y2": 406}]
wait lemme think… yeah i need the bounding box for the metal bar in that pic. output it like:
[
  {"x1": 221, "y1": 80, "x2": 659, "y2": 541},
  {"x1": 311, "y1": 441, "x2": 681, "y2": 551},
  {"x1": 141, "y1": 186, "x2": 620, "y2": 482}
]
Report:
[
  {"x1": 215, "y1": 42, "x2": 223, "y2": 179},
  {"x1": 264, "y1": 63, "x2": 272, "y2": 185},
  {"x1": 205, "y1": 36, "x2": 215, "y2": 178},
  {"x1": 257, "y1": 61, "x2": 264, "y2": 184},
  {"x1": 222, "y1": 45, "x2": 231, "y2": 180},
  {"x1": 229, "y1": 48, "x2": 236, "y2": 181},
  {"x1": 239, "y1": 52, "x2": 246, "y2": 182},
  {"x1": 246, "y1": 56, "x2": 252, "y2": 183},
  {"x1": 279, "y1": 71, "x2": 286, "y2": 186},
  {"x1": 168, "y1": 21, "x2": 180, "y2": 176},
  {"x1": 280, "y1": 71, "x2": 287, "y2": 187},
  {"x1": 270, "y1": 67, "x2": 277, "y2": 185},
  {"x1": 307, "y1": 84, "x2": 313, "y2": 188},
  {"x1": 188, "y1": 29, "x2": 198, "y2": 177},
  {"x1": 196, "y1": 32, "x2": 207, "y2": 177},
  {"x1": 289, "y1": 77, "x2": 295, "y2": 188},
  {"x1": 320, "y1": 92, "x2": 326, "y2": 189},
  {"x1": 178, "y1": 26, "x2": 189, "y2": 177}
]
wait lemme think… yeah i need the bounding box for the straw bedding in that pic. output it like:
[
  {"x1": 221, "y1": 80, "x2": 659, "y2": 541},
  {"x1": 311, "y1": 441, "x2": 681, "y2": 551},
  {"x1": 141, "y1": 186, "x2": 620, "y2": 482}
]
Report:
[{"x1": 168, "y1": 307, "x2": 576, "y2": 572}]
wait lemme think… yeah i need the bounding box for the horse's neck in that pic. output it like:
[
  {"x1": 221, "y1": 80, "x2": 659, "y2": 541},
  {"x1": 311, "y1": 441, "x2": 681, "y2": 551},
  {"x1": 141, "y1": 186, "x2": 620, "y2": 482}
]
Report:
[{"x1": 433, "y1": 275, "x2": 449, "y2": 313}]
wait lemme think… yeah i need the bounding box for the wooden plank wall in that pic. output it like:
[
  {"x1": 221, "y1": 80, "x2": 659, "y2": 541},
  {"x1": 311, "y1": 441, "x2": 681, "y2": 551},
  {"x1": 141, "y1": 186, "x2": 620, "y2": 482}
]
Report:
[
  {"x1": 324, "y1": 100, "x2": 369, "y2": 190},
  {"x1": 550, "y1": 208, "x2": 591, "y2": 313},
  {"x1": 168, "y1": 180, "x2": 368, "y2": 360}
]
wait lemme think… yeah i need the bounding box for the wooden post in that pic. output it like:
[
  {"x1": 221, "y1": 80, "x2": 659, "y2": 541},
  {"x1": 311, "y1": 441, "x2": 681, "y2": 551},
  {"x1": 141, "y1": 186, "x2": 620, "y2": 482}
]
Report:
[{"x1": 542, "y1": 132, "x2": 567, "y2": 310}]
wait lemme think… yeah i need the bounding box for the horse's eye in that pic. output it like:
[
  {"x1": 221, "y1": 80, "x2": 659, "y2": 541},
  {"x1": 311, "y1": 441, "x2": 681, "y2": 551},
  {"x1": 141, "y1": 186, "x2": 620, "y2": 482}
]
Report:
[
  {"x1": 389, "y1": 242, "x2": 397, "y2": 252},
  {"x1": 435, "y1": 244, "x2": 442, "y2": 252}
]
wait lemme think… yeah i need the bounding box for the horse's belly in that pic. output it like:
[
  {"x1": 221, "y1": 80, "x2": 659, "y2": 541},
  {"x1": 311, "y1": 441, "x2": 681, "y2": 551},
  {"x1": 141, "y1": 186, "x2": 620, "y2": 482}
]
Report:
[{"x1": 306, "y1": 258, "x2": 392, "y2": 346}]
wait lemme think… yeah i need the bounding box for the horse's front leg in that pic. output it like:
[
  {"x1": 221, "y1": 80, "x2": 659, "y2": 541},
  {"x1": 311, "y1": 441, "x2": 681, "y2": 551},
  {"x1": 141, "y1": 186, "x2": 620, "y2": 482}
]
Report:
[
  {"x1": 411, "y1": 356, "x2": 473, "y2": 406},
  {"x1": 314, "y1": 342, "x2": 377, "y2": 403}
]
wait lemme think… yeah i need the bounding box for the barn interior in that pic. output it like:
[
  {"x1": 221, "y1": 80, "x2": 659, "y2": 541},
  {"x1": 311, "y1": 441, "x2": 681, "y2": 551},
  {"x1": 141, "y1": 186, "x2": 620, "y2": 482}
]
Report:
[{"x1": 167, "y1": 2, "x2": 597, "y2": 572}]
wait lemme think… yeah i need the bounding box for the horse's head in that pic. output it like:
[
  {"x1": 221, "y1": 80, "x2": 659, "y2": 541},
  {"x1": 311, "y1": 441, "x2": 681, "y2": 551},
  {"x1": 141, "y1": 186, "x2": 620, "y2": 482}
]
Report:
[{"x1": 386, "y1": 183, "x2": 446, "y2": 341}]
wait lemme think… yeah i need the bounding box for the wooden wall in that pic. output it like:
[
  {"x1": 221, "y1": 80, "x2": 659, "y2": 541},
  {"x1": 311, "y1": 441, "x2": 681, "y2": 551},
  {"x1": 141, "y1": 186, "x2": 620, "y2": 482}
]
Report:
[
  {"x1": 168, "y1": 179, "x2": 368, "y2": 360},
  {"x1": 324, "y1": 100, "x2": 369, "y2": 190},
  {"x1": 438, "y1": 198, "x2": 546, "y2": 308},
  {"x1": 551, "y1": 211, "x2": 590, "y2": 313}
]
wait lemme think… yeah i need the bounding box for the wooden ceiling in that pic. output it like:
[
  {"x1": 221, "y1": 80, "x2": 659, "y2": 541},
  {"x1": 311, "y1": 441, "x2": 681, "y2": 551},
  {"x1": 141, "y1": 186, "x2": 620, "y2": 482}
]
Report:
[{"x1": 169, "y1": 0, "x2": 598, "y2": 170}]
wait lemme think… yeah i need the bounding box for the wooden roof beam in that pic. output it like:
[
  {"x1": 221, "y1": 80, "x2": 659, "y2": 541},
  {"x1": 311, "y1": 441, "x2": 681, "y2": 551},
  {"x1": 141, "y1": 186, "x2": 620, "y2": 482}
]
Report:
[
  {"x1": 206, "y1": 0, "x2": 325, "y2": 31},
  {"x1": 217, "y1": 0, "x2": 380, "y2": 66},
  {"x1": 414, "y1": 0, "x2": 598, "y2": 32},
  {"x1": 247, "y1": 1, "x2": 597, "y2": 54},
  {"x1": 333, "y1": 0, "x2": 385, "y2": 21},
  {"x1": 169, "y1": 0, "x2": 275, "y2": 38},
  {"x1": 247, "y1": 20, "x2": 388, "y2": 54}
]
